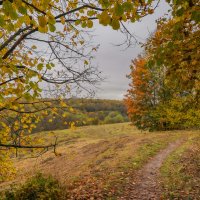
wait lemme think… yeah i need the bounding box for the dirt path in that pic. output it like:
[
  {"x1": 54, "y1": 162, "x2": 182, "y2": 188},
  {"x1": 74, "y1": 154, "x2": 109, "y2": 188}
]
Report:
[{"x1": 119, "y1": 140, "x2": 183, "y2": 200}]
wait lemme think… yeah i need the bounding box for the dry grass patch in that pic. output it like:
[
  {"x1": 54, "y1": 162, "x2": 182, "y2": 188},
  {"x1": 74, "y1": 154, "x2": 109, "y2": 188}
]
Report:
[{"x1": 0, "y1": 123, "x2": 196, "y2": 199}]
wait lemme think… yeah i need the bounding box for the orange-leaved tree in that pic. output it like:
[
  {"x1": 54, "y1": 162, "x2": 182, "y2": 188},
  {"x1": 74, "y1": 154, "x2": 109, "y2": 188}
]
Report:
[{"x1": 124, "y1": 56, "x2": 157, "y2": 130}]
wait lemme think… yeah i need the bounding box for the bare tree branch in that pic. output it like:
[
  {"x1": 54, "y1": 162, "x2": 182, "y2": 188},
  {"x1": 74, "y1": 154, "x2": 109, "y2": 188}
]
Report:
[{"x1": 0, "y1": 26, "x2": 32, "y2": 51}]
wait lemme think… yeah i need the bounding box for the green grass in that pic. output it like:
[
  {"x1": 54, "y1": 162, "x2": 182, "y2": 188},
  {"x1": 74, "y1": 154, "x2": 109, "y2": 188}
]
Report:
[{"x1": 160, "y1": 132, "x2": 200, "y2": 199}]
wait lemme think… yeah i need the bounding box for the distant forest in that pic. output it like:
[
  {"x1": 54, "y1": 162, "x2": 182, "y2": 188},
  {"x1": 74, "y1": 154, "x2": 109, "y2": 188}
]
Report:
[{"x1": 33, "y1": 99, "x2": 129, "y2": 132}]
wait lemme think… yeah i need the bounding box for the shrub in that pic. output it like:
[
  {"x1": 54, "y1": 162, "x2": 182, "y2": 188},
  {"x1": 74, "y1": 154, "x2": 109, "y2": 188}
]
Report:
[{"x1": 3, "y1": 173, "x2": 66, "y2": 200}]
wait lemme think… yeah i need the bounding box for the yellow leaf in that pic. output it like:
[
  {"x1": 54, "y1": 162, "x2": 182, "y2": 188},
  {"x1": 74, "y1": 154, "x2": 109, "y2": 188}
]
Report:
[
  {"x1": 87, "y1": 20, "x2": 93, "y2": 28},
  {"x1": 32, "y1": 45, "x2": 37, "y2": 49},
  {"x1": 84, "y1": 60, "x2": 89, "y2": 65},
  {"x1": 60, "y1": 16, "x2": 65, "y2": 25},
  {"x1": 38, "y1": 16, "x2": 47, "y2": 27},
  {"x1": 98, "y1": 11, "x2": 111, "y2": 26}
]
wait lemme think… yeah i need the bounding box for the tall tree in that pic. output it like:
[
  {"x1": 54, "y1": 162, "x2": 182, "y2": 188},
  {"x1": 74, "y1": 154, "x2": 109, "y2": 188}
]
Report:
[
  {"x1": 124, "y1": 56, "x2": 154, "y2": 130},
  {"x1": 125, "y1": 0, "x2": 200, "y2": 131},
  {"x1": 145, "y1": 0, "x2": 200, "y2": 129}
]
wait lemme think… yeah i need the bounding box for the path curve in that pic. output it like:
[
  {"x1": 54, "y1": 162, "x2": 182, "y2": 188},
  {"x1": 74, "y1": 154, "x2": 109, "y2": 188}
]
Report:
[{"x1": 119, "y1": 140, "x2": 183, "y2": 200}]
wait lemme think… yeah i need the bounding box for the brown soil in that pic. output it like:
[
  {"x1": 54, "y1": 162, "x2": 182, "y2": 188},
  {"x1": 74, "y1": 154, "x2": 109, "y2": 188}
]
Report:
[{"x1": 119, "y1": 140, "x2": 183, "y2": 200}]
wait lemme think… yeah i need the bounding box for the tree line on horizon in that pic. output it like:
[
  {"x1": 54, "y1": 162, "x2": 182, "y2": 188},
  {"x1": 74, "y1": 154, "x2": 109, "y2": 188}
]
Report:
[{"x1": 32, "y1": 98, "x2": 129, "y2": 132}]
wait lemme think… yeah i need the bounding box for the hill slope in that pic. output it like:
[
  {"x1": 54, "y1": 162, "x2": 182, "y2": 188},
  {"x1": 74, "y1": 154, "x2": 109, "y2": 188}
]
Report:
[{"x1": 1, "y1": 123, "x2": 199, "y2": 199}]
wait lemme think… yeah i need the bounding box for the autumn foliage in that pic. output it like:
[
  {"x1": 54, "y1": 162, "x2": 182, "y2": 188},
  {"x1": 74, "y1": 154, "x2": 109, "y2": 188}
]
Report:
[
  {"x1": 125, "y1": 0, "x2": 200, "y2": 131},
  {"x1": 124, "y1": 57, "x2": 153, "y2": 130}
]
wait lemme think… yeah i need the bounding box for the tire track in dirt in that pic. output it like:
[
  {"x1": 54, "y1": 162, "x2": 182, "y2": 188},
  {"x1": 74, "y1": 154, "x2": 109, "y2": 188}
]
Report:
[{"x1": 119, "y1": 140, "x2": 183, "y2": 200}]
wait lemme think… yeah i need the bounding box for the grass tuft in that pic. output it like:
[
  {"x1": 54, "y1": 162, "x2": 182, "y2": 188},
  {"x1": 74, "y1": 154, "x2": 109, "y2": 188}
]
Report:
[{"x1": 160, "y1": 133, "x2": 200, "y2": 199}]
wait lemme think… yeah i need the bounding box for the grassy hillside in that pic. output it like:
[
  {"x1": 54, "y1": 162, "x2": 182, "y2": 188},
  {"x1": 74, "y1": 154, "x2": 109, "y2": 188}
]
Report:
[{"x1": 1, "y1": 123, "x2": 199, "y2": 199}]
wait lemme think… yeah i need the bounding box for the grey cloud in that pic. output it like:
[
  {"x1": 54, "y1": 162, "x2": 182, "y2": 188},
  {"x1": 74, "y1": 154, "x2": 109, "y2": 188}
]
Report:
[{"x1": 92, "y1": 0, "x2": 170, "y2": 100}]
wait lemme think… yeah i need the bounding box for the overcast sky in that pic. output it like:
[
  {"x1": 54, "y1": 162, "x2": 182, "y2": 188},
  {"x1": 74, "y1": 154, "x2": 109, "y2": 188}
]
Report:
[{"x1": 92, "y1": 0, "x2": 170, "y2": 100}]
